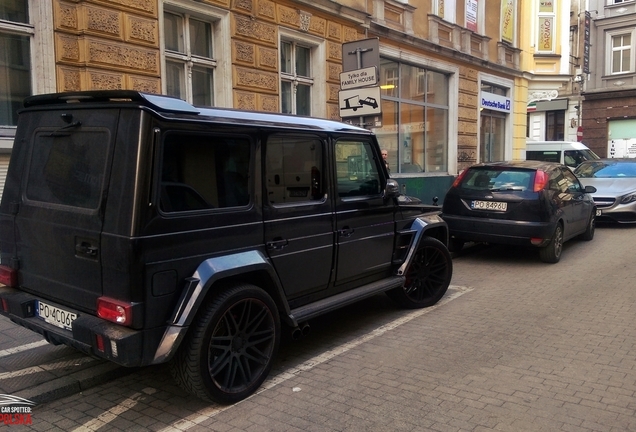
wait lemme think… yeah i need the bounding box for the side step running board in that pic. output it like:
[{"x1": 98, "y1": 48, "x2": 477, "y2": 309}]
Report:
[{"x1": 289, "y1": 275, "x2": 405, "y2": 324}]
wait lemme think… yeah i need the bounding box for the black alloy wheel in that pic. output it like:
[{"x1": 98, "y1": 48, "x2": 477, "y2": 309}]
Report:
[
  {"x1": 539, "y1": 223, "x2": 563, "y2": 263},
  {"x1": 387, "y1": 237, "x2": 453, "y2": 308},
  {"x1": 171, "y1": 283, "x2": 280, "y2": 404}
]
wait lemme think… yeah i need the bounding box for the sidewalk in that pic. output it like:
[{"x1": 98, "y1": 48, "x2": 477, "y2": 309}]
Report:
[{"x1": 0, "y1": 315, "x2": 130, "y2": 404}]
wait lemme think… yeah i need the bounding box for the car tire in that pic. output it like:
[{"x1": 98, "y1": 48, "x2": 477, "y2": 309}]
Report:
[
  {"x1": 387, "y1": 237, "x2": 453, "y2": 308},
  {"x1": 539, "y1": 223, "x2": 563, "y2": 263},
  {"x1": 580, "y1": 213, "x2": 595, "y2": 241},
  {"x1": 170, "y1": 283, "x2": 280, "y2": 404}
]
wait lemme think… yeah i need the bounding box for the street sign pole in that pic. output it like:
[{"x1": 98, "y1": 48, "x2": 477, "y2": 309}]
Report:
[{"x1": 348, "y1": 47, "x2": 371, "y2": 127}]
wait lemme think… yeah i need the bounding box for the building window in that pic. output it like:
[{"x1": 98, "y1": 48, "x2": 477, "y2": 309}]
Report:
[
  {"x1": 545, "y1": 110, "x2": 565, "y2": 140},
  {"x1": 163, "y1": 11, "x2": 216, "y2": 106},
  {"x1": 280, "y1": 41, "x2": 313, "y2": 116},
  {"x1": 375, "y1": 58, "x2": 449, "y2": 174},
  {"x1": 0, "y1": 1, "x2": 32, "y2": 126},
  {"x1": 434, "y1": 0, "x2": 455, "y2": 23},
  {"x1": 611, "y1": 33, "x2": 632, "y2": 74}
]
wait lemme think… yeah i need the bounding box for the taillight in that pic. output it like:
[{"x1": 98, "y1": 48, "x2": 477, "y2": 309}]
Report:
[
  {"x1": 0, "y1": 265, "x2": 17, "y2": 287},
  {"x1": 97, "y1": 297, "x2": 132, "y2": 326},
  {"x1": 451, "y1": 169, "x2": 468, "y2": 188},
  {"x1": 533, "y1": 170, "x2": 548, "y2": 192}
]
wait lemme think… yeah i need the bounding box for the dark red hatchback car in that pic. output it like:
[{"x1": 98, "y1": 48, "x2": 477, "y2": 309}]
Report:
[{"x1": 442, "y1": 160, "x2": 597, "y2": 263}]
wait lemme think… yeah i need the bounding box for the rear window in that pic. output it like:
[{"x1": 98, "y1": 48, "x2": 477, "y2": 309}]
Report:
[
  {"x1": 460, "y1": 169, "x2": 533, "y2": 191},
  {"x1": 26, "y1": 129, "x2": 110, "y2": 209}
]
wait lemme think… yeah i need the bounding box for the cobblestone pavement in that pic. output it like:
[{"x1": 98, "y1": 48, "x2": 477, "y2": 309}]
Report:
[{"x1": 6, "y1": 224, "x2": 636, "y2": 431}]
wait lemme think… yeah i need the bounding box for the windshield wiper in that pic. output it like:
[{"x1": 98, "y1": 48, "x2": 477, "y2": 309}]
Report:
[{"x1": 46, "y1": 120, "x2": 82, "y2": 137}]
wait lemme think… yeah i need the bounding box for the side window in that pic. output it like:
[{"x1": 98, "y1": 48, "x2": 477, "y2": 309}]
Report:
[
  {"x1": 527, "y1": 150, "x2": 561, "y2": 163},
  {"x1": 564, "y1": 150, "x2": 585, "y2": 168},
  {"x1": 160, "y1": 134, "x2": 250, "y2": 212},
  {"x1": 335, "y1": 140, "x2": 381, "y2": 197},
  {"x1": 562, "y1": 169, "x2": 582, "y2": 193},
  {"x1": 265, "y1": 135, "x2": 324, "y2": 204}
]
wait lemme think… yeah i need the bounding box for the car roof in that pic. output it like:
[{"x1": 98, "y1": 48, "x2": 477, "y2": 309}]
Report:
[
  {"x1": 21, "y1": 90, "x2": 371, "y2": 135},
  {"x1": 467, "y1": 160, "x2": 563, "y2": 171}
]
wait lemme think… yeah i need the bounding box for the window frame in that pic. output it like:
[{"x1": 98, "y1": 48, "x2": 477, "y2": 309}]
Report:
[
  {"x1": 160, "y1": 0, "x2": 231, "y2": 107},
  {"x1": 278, "y1": 29, "x2": 326, "y2": 117},
  {"x1": 0, "y1": 0, "x2": 55, "y2": 132},
  {"x1": 606, "y1": 29, "x2": 635, "y2": 75}
]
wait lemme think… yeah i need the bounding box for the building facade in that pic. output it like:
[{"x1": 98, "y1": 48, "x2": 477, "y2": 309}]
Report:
[
  {"x1": 583, "y1": 0, "x2": 636, "y2": 158},
  {"x1": 522, "y1": 0, "x2": 585, "y2": 148},
  {"x1": 1, "y1": 0, "x2": 528, "y2": 203}
]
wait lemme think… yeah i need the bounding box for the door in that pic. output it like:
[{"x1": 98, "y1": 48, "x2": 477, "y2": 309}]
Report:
[
  {"x1": 333, "y1": 138, "x2": 395, "y2": 286},
  {"x1": 560, "y1": 167, "x2": 590, "y2": 234},
  {"x1": 263, "y1": 134, "x2": 334, "y2": 299},
  {"x1": 480, "y1": 112, "x2": 505, "y2": 162},
  {"x1": 548, "y1": 167, "x2": 587, "y2": 238},
  {"x1": 12, "y1": 110, "x2": 119, "y2": 310}
]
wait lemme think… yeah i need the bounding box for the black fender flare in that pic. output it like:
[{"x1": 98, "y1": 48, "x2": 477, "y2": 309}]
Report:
[
  {"x1": 152, "y1": 250, "x2": 288, "y2": 364},
  {"x1": 397, "y1": 214, "x2": 449, "y2": 277}
]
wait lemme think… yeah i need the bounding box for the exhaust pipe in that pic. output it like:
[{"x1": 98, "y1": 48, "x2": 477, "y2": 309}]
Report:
[
  {"x1": 301, "y1": 323, "x2": 310, "y2": 337},
  {"x1": 291, "y1": 322, "x2": 311, "y2": 340}
]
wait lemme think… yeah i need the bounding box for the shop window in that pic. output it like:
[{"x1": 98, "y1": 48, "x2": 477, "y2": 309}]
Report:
[{"x1": 375, "y1": 58, "x2": 449, "y2": 173}]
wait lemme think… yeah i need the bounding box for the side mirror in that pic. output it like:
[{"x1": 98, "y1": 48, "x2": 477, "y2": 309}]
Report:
[
  {"x1": 384, "y1": 178, "x2": 400, "y2": 199},
  {"x1": 584, "y1": 185, "x2": 597, "y2": 193}
]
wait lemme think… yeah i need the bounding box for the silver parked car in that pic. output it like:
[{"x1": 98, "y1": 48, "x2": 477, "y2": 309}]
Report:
[{"x1": 574, "y1": 158, "x2": 636, "y2": 223}]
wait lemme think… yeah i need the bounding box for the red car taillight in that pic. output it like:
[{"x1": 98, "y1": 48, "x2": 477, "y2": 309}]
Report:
[
  {"x1": 0, "y1": 265, "x2": 17, "y2": 287},
  {"x1": 533, "y1": 170, "x2": 548, "y2": 192},
  {"x1": 97, "y1": 297, "x2": 133, "y2": 326},
  {"x1": 451, "y1": 169, "x2": 468, "y2": 188}
]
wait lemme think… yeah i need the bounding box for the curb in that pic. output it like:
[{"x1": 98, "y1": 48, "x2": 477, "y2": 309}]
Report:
[{"x1": 16, "y1": 362, "x2": 137, "y2": 404}]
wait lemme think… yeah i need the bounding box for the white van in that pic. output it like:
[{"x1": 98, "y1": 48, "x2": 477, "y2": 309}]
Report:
[{"x1": 525, "y1": 141, "x2": 599, "y2": 169}]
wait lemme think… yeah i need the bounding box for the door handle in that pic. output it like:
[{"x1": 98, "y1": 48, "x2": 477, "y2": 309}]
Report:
[
  {"x1": 337, "y1": 227, "x2": 355, "y2": 238},
  {"x1": 267, "y1": 238, "x2": 289, "y2": 250},
  {"x1": 75, "y1": 241, "x2": 98, "y2": 257}
]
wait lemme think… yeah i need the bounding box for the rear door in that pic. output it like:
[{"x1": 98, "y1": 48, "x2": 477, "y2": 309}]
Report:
[
  {"x1": 12, "y1": 109, "x2": 118, "y2": 310},
  {"x1": 333, "y1": 138, "x2": 395, "y2": 286},
  {"x1": 556, "y1": 167, "x2": 590, "y2": 234},
  {"x1": 263, "y1": 133, "x2": 335, "y2": 299}
]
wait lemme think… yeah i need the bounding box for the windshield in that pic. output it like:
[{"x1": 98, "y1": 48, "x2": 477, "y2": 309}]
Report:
[
  {"x1": 563, "y1": 149, "x2": 599, "y2": 168},
  {"x1": 574, "y1": 160, "x2": 636, "y2": 178}
]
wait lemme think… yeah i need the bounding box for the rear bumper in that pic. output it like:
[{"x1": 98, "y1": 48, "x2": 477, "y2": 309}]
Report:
[
  {"x1": 442, "y1": 214, "x2": 554, "y2": 246},
  {"x1": 0, "y1": 286, "x2": 165, "y2": 367}
]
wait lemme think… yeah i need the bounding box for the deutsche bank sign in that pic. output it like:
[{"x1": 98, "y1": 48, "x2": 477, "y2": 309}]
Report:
[{"x1": 480, "y1": 92, "x2": 511, "y2": 114}]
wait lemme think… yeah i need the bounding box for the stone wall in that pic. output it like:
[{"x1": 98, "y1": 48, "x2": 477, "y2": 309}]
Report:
[{"x1": 54, "y1": 0, "x2": 160, "y2": 93}]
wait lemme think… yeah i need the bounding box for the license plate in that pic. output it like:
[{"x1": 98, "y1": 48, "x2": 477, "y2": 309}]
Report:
[
  {"x1": 472, "y1": 200, "x2": 507, "y2": 211},
  {"x1": 35, "y1": 300, "x2": 77, "y2": 331},
  {"x1": 596, "y1": 209, "x2": 602, "y2": 217}
]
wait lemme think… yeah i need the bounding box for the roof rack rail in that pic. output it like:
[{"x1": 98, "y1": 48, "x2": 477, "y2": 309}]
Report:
[{"x1": 23, "y1": 90, "x2": 200, "y2": 115}]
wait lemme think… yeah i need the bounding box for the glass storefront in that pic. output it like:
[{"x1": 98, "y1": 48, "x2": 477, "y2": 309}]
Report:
[
  {"x1": 479, "y1": 82, "x2": 510, "y2": 163},
  {"x1": 371, "y1": 59, "x2": 449, "y2": 174}
]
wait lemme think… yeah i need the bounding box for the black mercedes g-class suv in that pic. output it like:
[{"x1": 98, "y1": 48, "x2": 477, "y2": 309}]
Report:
[{"x1": 0, "y1": 91, "x2": 452, "y2": 403}]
